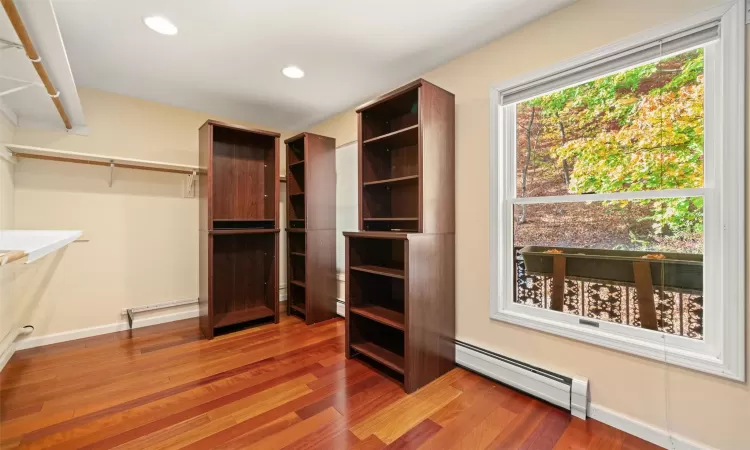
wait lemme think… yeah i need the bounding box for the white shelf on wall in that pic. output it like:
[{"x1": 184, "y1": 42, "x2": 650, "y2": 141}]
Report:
[{"x1": 0, "y1": 230, "x2": 82, "y2": 265}]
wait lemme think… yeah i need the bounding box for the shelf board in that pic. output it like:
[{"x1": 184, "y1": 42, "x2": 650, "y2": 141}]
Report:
[
  {"x1": 210, "y1": 229, "x2": 279, "y2": 235},
  {"x1": 350, "y1": 305, "x2": 405, "y2": 331},
  {"x1": 214, "y1": 219, "x2": 274, "y2": 222},
  {"x1": 288, "y1": 160, "x2": 305, "y2": 168},
  {"x1": 350, "y1": 342, "x2": 404, "y2": 374},
  {"x1": 290, "y1": 304, "x2": 306, "y2": 316},
  {"x1": 214, "y1": 305, "x2": 275, "y2": 328},
  {"x1": 286, "y1": 229, "x2": 307, "y2": 233},
  {"x1": 290, "y1": 252, "x2": 306, "y2": 257},
  {"x1": 363, "y1": 218, "x2": 418, "y2": 221},
  {"x1": 343, "y1": 231, "x2": 409, "y2": 239},
  {"x1": 363, "y1": 124, "x2": 419, "y2": 146},
  {"x1": 363, "y1": 175, "x2": 419, "y2": 187},
  {"x1": 289, "y1": 192, "x2": 305, "y2": 197},
  {"x1": 350, "y1": 265, "x2": 405, "y2": 280},
  {"x1": 291, "y1": 280, "x2": 306, "y2": 288}
]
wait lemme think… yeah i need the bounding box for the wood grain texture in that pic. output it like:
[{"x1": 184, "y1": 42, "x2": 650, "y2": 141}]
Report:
[
  {"x1": 199, "y1": 121, "x2": 281, "y2": 338},
  {"x1": 286, "y1": 133, "x2": 337, "y2": 326},
  {"x1": 0, "y1": 316, "x2": 660, "y2": 450},
  {"x1": 404, "y1": 233, "x2": 455, "y2": 393}
]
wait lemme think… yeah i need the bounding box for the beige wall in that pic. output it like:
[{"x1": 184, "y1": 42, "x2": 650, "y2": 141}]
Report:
[
  {"x1": 11, "y1": 88, "x2": 289, "y2": 338},
  {"x1": 308, "y1": 0, "x2": 749, "y2": 447},
  {"x1": 0, "y1": 113, "x2": 17, "y2": 360}
]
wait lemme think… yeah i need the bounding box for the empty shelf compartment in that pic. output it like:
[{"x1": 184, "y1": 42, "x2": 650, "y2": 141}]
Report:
[{"x1": 349, "y1": 314, "x2": 404, "y2": 374}]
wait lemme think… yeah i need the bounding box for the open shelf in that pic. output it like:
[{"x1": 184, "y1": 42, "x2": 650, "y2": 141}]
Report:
[
  {"x1": 287, "y1": 136, "x2": 305, "y2": 164},
  {"x1": 288, "y1": 160, "x2": 305, "y2": 167},
  {"x1": 287, "y1": 162, "x2": 305, "y2": 195},
  {"x1": 290, "y1": 251, "x2": 306, "y2": 257},
  {"x1": 211, "y1": 127, "x2": 276, "y2": 221},
  {"x1": 360, "y1": 87, "x2": 418, "y2": 142},
  {"x1": 290, "y1": 303, "x2": 305, "y2": 316},
  {"x1": 350, "y1": 265, "x2": 404, "y2": 279},
  {"x1": 350, "y1": 305, "x2": 404, "y2": 330},
  {"x1": 290, "y1": 280, "x2": 306, "y2": 288},
  {"x1": 214, "y1": 305, "x2": 275, "y2": 329},
  {"x1": 213, "y1": 219, "x2": 275, "y2": 230},
  {"x1": 210, "y1": 229, "x2": 279, "y2": 235},
  {"x1": 289, "y1": 192, "x2": 305, "y2": 197},
  {"x1": 363, "y1": 175, "x2": 419, "y2": 187},
  {"x1": 350, "y1": 342, "x2": 404, "y2": 374},
  {"x1": 363, "y1": 124, "x2": 419, "y2": 146}
]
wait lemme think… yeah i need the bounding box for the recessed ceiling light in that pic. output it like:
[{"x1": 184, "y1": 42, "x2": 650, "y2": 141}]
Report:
[
  {"x1": 282, "y1": 66, "x2": 305, "y2": 79},
  {"x1": 143, "y1": 16, "x2": 178, "y2": 35}
]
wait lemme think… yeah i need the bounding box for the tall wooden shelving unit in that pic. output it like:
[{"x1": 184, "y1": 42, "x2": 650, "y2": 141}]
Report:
[
  {"x1": 199, "y1": 120, "x2": 280, "y2": 339},
  {"x1": 345, "y1": 79, "x2": 455, "y2": 393},
  {"x1": 285, "y1": 132, "x2": 338, "y2": 324}
]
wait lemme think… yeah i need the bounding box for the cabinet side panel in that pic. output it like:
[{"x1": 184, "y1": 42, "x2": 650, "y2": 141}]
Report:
[
  {"x1": 420, "y1": 83, "x2": 455, "y2": 234},
  {"x1": 306, "y1": 229, "x2": 337, "y2": 324},
  {"x1": 406, "y1": 233, "x2": 455, "y2": 392},
  {"x1": 199, "y1": 124, "x2": 212, "y2": 338},
  {"x1": 306, "y1": 134, "x2": 337, "y2": 231}
]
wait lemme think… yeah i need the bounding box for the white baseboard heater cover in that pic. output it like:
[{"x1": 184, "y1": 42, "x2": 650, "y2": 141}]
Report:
[{"x1": 455, "y1": 340, "x2": 589, "y2": 419}]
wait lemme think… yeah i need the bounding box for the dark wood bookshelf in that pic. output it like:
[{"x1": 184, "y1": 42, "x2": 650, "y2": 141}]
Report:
[
  {"x1": 285, "y1": 132, "x2": 338, "y2": 325},
  {"x1": 346, "y1": 79, "x2": 455, "y2": 393},
  {"x1": 198, "y1": 120, "x2": 280, "y2": 339}
]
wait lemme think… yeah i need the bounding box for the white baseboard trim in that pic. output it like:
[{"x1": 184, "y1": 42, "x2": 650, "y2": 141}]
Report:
[
  {"x1": 0, "y1": 341, "x2": 16, "y2": 372},
  {"x1": 14, "y1": 307, "x2": 199, "y2": 351},
  {"x1": 588, "y1": 403, "x2": 713, "y2": 450},
  {"x1": 336, "y1": 300, "x2": 345, "y2": 317}
]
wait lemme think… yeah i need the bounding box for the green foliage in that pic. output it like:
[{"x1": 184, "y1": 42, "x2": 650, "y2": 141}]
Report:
[{"x1": 518, "y1": 49, "x2": 705, "y2": 247}]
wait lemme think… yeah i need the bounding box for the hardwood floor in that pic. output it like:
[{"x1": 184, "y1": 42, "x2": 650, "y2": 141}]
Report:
[{"x1": 0, "y1": 315, "x2": 661, "y2": 449}]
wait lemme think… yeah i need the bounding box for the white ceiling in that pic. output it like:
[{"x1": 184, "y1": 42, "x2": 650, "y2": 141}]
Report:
[
  {"x1": 52, "y1": 0, "x2": 573, "y2": 131},
  {"x1": 0, "y1": 0, "x2": 86, "y2": 132}
]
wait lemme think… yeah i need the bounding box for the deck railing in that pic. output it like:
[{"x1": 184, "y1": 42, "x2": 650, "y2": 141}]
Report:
[{"x1": 513, "y1": 248, "x2": 703, "y2": 339}]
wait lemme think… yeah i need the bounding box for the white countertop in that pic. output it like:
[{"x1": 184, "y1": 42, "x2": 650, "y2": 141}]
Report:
[{"x1": 0, "y1": 230, "x2": 82, "y2": 265}]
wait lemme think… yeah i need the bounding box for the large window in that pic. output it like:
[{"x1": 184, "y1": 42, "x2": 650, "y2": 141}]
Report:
[{"x1": 490, "y1": 5, "x2": 744, "y2": 380}]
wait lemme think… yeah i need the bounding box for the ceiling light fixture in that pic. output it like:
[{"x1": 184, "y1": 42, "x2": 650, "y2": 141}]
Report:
[
  {"x1": 282, "y1": 66, "x2": 305, "y2": 79},
  {"x1": 143, "y1": 16, "x2": 178, "y2": 35}
]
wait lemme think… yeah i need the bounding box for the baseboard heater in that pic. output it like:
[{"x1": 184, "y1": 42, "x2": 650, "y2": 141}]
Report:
[
  {"x1": 121, "y1": 298, "x2": 198, "y2": 328},
  {"x1": 455, "y1": 340, "x2": 588, "y2": 419}
]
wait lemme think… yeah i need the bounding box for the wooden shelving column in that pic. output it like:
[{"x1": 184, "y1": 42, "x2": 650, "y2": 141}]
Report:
[
  {"x1": 285, "y1": 132, "x2": 338, "y2": 324},
  {"x1": 198, "y1": 120, "x2": 281, "y2": 339},
  {"x1": 345, "y1": 79, "x2": 455, "y2": 393}
]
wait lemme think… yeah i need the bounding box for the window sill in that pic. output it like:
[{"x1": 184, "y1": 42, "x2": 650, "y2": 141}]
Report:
[{"x1": 491, "y1": 308, "x2": 741, "y2": 381}]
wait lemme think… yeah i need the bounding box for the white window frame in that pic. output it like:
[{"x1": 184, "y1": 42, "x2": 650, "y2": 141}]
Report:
[{"x1": 489, "y1": 2, "x2": 745, "y2": 381}]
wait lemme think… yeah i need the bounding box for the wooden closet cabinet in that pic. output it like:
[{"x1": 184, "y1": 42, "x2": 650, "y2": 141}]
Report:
[
  {"x1": 198, "y1": 120, "x2": 280, "y2": 339},
  {"x1": 346, "y1": 79, "x2": 456, "y2": 393},
  {"x1": 285, "y1": 132, "x2": 338, "y2": 325}
]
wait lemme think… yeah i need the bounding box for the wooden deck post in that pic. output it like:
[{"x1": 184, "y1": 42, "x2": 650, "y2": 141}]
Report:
[
  {"x1": 550, "y1": 255, "x2": 566, "y2": 312},
  {"x1": 633, "y1": 261, "x2": 658, "y2": 330}
]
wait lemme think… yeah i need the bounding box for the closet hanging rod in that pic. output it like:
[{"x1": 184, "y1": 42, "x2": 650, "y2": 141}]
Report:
[
  {"x1": 3, "y1": 144, "x2": 287, "y2": 182},
  {"x1": 1, "y1": 0, "x2": 72, "y2": 129},
  {"x1": 4, "y1": 143, "x2": 202, "y2": 175}
]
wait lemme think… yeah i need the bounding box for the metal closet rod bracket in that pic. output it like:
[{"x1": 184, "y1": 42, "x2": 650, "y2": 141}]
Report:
[{"x1": 186, "y1": 170, "x2": 197, "y2": 197}]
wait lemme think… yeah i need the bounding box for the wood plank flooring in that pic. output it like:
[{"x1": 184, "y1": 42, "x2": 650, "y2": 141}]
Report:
[{"x1": 0, "y1": 315, "x2": 661, "y2": 449}]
